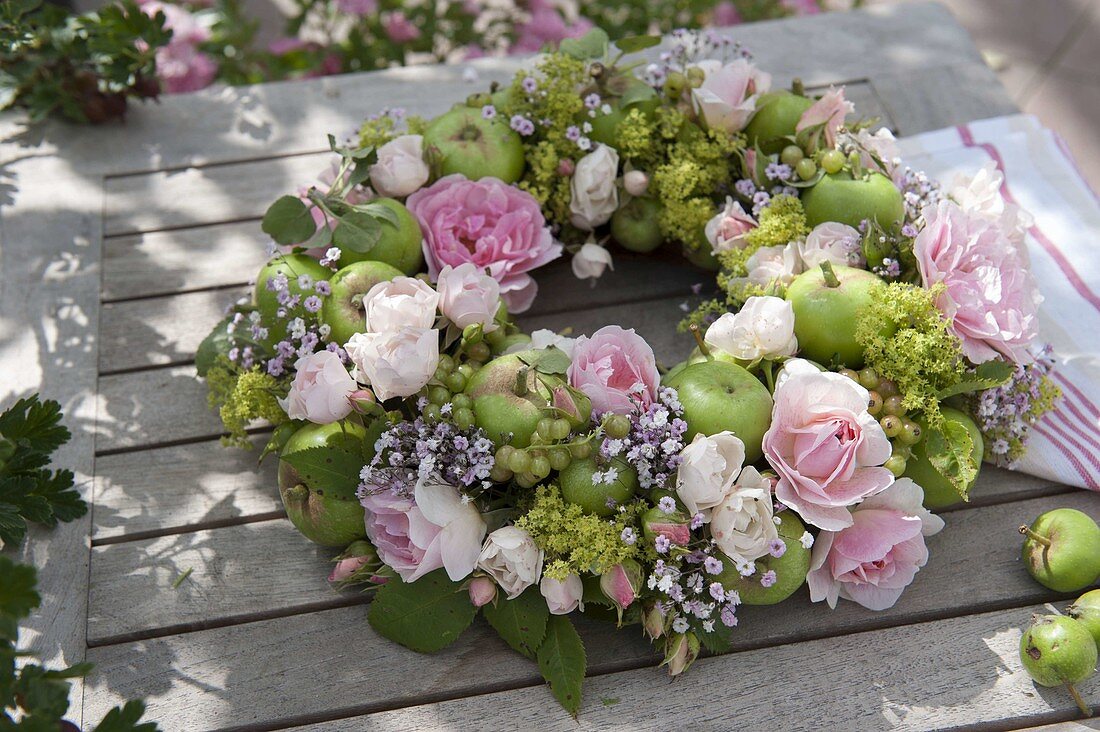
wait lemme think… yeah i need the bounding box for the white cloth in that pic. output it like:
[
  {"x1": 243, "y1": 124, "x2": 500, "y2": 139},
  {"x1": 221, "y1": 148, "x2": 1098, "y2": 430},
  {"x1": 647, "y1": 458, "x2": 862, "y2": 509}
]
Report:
[{"x1": 897, "y1": 115, "x2": 1100, "y2": 490}]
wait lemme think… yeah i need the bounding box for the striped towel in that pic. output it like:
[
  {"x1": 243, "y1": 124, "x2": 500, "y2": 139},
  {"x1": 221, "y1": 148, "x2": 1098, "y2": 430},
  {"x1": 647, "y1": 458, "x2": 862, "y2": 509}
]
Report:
[{"x1": 896, "y1": 115, "x2": 1100, "y2": 491}]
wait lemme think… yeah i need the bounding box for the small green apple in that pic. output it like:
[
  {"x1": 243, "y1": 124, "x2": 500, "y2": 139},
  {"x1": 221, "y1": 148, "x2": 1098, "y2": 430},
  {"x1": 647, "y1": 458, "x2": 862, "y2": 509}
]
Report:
[
  {"x1": 279, "y1": 419, "x2": 374, "y2": 546},
  {"x1": 904, "y1": 407, "x2": 984, "y2": 509},
  {"x1": 1019, "y1": 614, "x2": 1097, "y2": 716},
  {"x1": 1020, "y1": 508, "x2": 1100, "y2": 593},
  {"x1": 559, "y1": 456, "x2": 638, "y2": 516},
  {"x1": 489, "y1": 332, "x2": 531, "y2": 356},
  {"x1": 800, "y1": 171, "x2": 905, "y2": 230},
  {"x1": 335, "y1": 198, "x2": 424, "y2": 275},
  {"x1": 662, "y1": 359, "x2": 772, "y2": 463},
  {"x1": 611, "y1": 197, "x2": 664, "y2": 253},
  {"x1": 1068, "y1": 589, "x2": 1100, "y2": 653},
  {"x1": 320, "y1": 260, "x2": 403, "y2": 347},
  {"x1": 423, "y1": 107, "x2": 525, "y2": 183},
  {"x1": 743, "y1": 91, "x2": 814, "y2": 154},
  {"x1": 716, "y1": 511, "x2": 810, "y2": 605},
  {"x1": 254, "y1": 254, "x2": 330, "y2": 348},
  {"x1": 785, "y1": 263, "x2": 889, "y2": 368}
]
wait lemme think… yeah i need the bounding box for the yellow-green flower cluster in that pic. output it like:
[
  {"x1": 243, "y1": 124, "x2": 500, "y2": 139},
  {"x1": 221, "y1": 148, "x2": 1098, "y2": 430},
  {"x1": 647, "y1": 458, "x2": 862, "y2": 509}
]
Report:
[
  {"x1": 516, "y1": 484, "x2": 642, "y2": 580},
  {"x1": 856, "y1": 282, "x2": 965, "y2": 420},
  {"x1": 744, "y1": 194, "x2": 808, "y2": 250},
  {"x1": 206, "y1": 357, "x2": 288, "y2": 447}
]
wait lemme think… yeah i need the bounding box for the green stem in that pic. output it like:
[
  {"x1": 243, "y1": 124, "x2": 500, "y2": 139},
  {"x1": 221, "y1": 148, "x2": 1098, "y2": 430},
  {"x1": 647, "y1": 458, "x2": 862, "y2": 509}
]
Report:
[
  {"x1": 762, "y1": 360, "x2": 776, "y2": 393},
  {"x1": 820, "y1": 261, "x2": 841, "y2": 288},
  {"x1": 688, "y1": 324, "x2": 712, "y2": 359},
  {"x1": 1066, "y1": 683, "x2": 1092, "y2": 718},
  {"x1": 1018, "y1": 525, "x2": 1052, "y2": 548},
  {"x1": 791, "y1": 77, "x2": 805, "y2": 96}
]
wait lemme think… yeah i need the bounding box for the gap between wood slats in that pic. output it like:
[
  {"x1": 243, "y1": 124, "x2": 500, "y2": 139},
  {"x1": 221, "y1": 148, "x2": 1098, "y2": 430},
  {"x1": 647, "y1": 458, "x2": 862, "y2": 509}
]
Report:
[
  {"x1": 94, "y1": 426, "x2": 272, "y2": 458},
  {"x1": 102, "y1": 281, "x2": 248, "y2": 306},
  {"x1": 102, "y1": 148, "x2": 331, "y2": 182}
]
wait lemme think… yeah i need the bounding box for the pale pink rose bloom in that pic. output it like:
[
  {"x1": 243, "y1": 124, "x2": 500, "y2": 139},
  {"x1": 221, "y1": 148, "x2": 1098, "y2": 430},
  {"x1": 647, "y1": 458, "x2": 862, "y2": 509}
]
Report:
[
  {"x1": 798, "y1": 221, "x2": 863, "y2": 269},
  {"x1": 796, "y1": 87, "x2": 854, "y2": 148},
  {"x1": 807, "y1": 478, "x2": 944, "y2": 610},
  {"x1": 571, "y1": 242, "x2": 614, "y2": 280},
  {"x1": 741, "y1": 242, "x2": 803, "y2": 287},
  {"x1": 362, "y1": 276, "x2": 439, "y2": 333},
  {"x1": 369, "y1": 135, "x2": 430, "y2": 198},
  {"x1": 705, "y1": 296, "x2": 797, "y2": 362},
  {"x1": 362, "y1": 476, "x2": 487, "y2": 582},
  {"x1": 476, "y1": 526, "x2": 544, "y2": 599},
  {"x1": 407, "y1": 174, "x2": 562, "y2": 313},
  {"x1": 705, "y1": 197, "x2": 757, "y2": 254},
  {"x1": 710, "y1": 465, "x2": 778, "y2": 565},
  {"x1": 569, "y1": 144, "x2": 620, "y2": 230},
  {"x1": 142, "y1": 2, "x2": 216, "y2": 94},
  {"x1": 437, "y1": 263, "x2": 501, "y2": 332},
  {"x1": 383, "y1": 11, "x2": 421, "y2": 42},
  {"x1": 913, "y1": 200, "x2": 1041, "y2": 364},
  {"x1": 345, "y1": 327, "x2": 439, "y2": 401},
  {"x1": 528, "y1": 329, "x2": 576, "y2": 358},
  {"x1": 468, "y1": 576, "x2": 497, "y2": 607},
  {"x1": 764, "y1": 359, "x2": 894, "y2": 531},
  {"x1": 676, "y1": 431, "x2": 746, "y2": 521},
  {"x1": 567, "y1": 325, "x2": 661, "y2": 414},
  {"x1": 277, "y1": 350, "x2": 356, "y2": 424},
  {"x1": 949, "y1": 161, "x2": 1033, "y2": 244},
  {"x1": 540, "y1": 574, "x2": 584, "y2": 615},
  {"x1": 691, "y1": 58, "x2": 772, "y2": 134},
  {"x1": 843, "y1": 127, "x2": 899, "y2": 175}
]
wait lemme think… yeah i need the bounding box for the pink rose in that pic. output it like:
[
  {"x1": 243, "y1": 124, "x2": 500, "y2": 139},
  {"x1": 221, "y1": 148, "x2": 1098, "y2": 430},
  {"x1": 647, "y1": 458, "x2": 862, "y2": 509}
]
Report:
[
  {"x1": 437, "y1": 263, "x2": 501, "y2": 332},
  {"x1": 513, "y1": 0, "x2": 593, "y2": 53},
  {"x1": 913, "y1": 200, "x2": 1041, "y2": 364},
  {"x1": 691, "y1": 59, "x2": 771, "y2": 134},
  {"x1": 740, "y1": 242, "x2": 803, "y2": 287},
  {"x1": 797, "y1": 222, "x2": 863, "y2": 269},
  {"x1": 796, "y1": 87, "x2": 854, "y2": 148},
  {"x1": 383, "y1": 11, "x2": 421, "y2": 42},
  {"x1": 345, "y1": 327, "x2": 439, "y2": 401},
  {"x1": 712, "y1": 1, "x2": 742, "y2": 25},
  {"x1": 361, "y1": 476, "x2": 487, "y2": 582},
  {"x1": 369, "y1": 135, "x2": 430, "y2": 198},
  {"x1": 336, "y1": 0, "x2": 377, "y2": 15},
  {"x1": 143, "y1": 3, "x2": 216, "y2": 94},
  {"x1": 567, "y1": 325, "x2": 660, "y2": 414},
  {"x1": 540, "y1": 574, "x2": 583, "y2": 615},
  {"x1": 407, "y1": 174, "x2": 562, "y2": 313},
  {"x1": 277, "y1": 350, "x2": 356, "y2": 424},
  {"x1": 362, "y1": 276, "x2": 439, "y2": 333},
  {"x1": 704, "y1": 197, "x2": 757, "y2": 254},
  {"x1": 807, "y1": 478, "x2": 944, "y2": 610},
  {"x1": 764, "y1": 359, "x2": 894, "y2": 531}
]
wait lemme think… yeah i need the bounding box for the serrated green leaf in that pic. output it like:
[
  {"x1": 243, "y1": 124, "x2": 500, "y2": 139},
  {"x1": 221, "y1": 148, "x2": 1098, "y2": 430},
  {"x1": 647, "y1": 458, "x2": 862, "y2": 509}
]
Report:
[
  {"x1": 924, "y1": 420, "x2": 978, "y2": 501},
  {"x1": 332, "y1": 210, "x2": 382, "y2": 254},
  {"x1": 615, "y1": 34, "x2": 660, "y2": 54},
  {"x1": 355, "y1": 200, "x2": 401, "y2": 227},
  {"x1": 368, "y1": 570, "x2": 477, "y2": 653},
  {"x1": 537, "y1": 615, "x2": 586, "y2": 717},
  {"x1": 0, "y1": 556, "x2": 40, "y2": 629},
  {"x1": 93, "y1": 699, "x2": 160, "y2": 732},
  {"x1": 937, "y1": 360, "x2": 1015, "y2": 400},
  {"x1": 34, "y1": 469, "x2": 84, "y2": 523},
  {"x1": 696, "y1": 622, "x2": 734, "y2": 654},
  {"x1": 280, "y1": 440, "x2": 364, "y2": 501},
  {"x1": 559, "y1": 28, "x2": 609, "y2": 60},
  {"x1": 0, "y1": 395, "x2": 69, "y2": 455},
  {"x1": 618, "y1": 80, "x2": 657, "y2": 109},
  {"x1": 261, "y1": 195, "x2": 317, "y2": 246},
  {"x1": 483, "y1": 587, "x2": 549, "y2": 659}
]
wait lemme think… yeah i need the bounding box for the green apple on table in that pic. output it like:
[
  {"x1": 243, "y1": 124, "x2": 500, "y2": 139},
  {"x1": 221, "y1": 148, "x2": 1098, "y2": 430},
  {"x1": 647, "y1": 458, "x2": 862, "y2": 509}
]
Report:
[
  {"x1": 743, "y1": 90, "x2": 814, "y2": 154},
  {"x1": 559, "y1": 456, "x2": 639, "y2": 517},
  {"x1": 254, "y1": 254, "x2": 330, "y2": 349},
  {"x1": 1019, "y1": 508, "x2": 1100, "y2": 593},
  {"x1": 334, "y1": 198, "x2": 424, "y2": 275},
  {"x1": 800, "y1": 170, "x2": 905, "y2": 230},
  {"x1": 785, "y1": 262, "x2": 889, "y2": 369},
  {"x1": 611, "y1": 197, "x2": 664, "y2": 254},
  {"x1": 422, "y1": 106, "x2": 526, "y2": 183}
]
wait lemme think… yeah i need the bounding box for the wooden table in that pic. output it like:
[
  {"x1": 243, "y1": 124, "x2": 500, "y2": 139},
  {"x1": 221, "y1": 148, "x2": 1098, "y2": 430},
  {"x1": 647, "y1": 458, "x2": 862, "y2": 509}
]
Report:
[{"x1": 3, "y1": 2, "x2": 1098, "y2": 729}]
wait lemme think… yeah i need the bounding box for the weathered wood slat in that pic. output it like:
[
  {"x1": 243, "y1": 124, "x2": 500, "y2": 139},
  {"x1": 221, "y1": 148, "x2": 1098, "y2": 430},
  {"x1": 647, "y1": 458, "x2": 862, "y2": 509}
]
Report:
[
  {"x1": 285, "y1": 604, "x2": 1100, "y2": 732},
  {"x1": 1011, "y1": 722, "x2": 1100, "y2": 732},
  {"x1": 92, "y1": 434, "x2": 280, "y2": 541},
  {"x1": 84, "y1": 490, "x2": 1099, "y2": 656}
]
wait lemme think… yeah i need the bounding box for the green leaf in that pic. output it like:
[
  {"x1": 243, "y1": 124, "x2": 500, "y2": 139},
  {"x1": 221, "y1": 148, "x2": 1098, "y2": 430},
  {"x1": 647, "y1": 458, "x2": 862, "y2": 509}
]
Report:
[
  {"x1": 332, "y1": 210, "x2": 382, "y2": 254},
  {"x1": 195, "y1": 316, "x2": 234, "y2": 378},
  {"x1": 696, "y1": 623, "x2": 734, "y2": 654},
  {"x1": 936, "y1": 360, "x2": 1015, "y2": 400},
  {"x1": 368, "y1": 570, "x2": 478, "y2": 653},
  {"x1": 614, "y1": 34, "x2": 660, "y2": 54},
  {"x1": 536, "y1": 615, "x2": 586, "y2": 717},
  {"x1": 0, "y1": 395, "x2": 69, "y2": 455},
  {"x1": 559, "y1": 28, "x2": 609, "y2": 60},
  {"x1": 924, "y1": 420, "x2": 978, "y2": 501},
  {"x1": 93, "y1": 699, "x2": 160, "y2": 732},
  {"x1": 261, "y1": 195, "x2": 317, "y2": 246},
  {"x1": 618, "y1": 81, "x2": 657, "y2": 109},
  {"x1": 355, "y1": 200, "x2": 401, "y2": 227},
  {"x1": 0, "y1": 556, "x2": 40, "y2": 631},
  {"x1": 517, "y1": 347, "x2": 571, "y2": 376},
  {"x1": 280, "y1": 438, "x2": 365, "y2": 501},
  {"x1": 483, "y1": 587, "x2": 549, "y2": 659}
]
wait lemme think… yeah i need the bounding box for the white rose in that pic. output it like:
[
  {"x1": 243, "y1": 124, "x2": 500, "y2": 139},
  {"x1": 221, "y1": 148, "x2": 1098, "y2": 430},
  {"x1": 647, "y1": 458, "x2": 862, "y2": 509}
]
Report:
[
  {"x1": 277, "y1": 350, "x2": 356, "y2": 424},
  {"x1": 950, "y1": 160, "x2": 1033, "y2": 244},
  {"x1": 705, "y1": 197, "x2": 757, "y2": 254},
  {"x1": 528, "y1": 328, "x2": 576, "y2": 359},
  {"x1": 413, "y1": 474, "x2": 487, "y2": 581},
  {"x1": 704, "y1": 296, "x2": 798, "y2": 362},
  {"x1": 369, "y1": 134, "x2": 430, "y2": 198},
  {"x1": 710, "y1": 466, "x2": 778, "y2": 565},
  {"x1": 540, "y1": 574, "x2": 584, "y2": 615},
  {"x1": 362, "y1": 276, "x2": 439, "y2": 333},
  {"x1": 623, "y1": 170, "x2": 649, "y2": 196},
  {"x1": 569, "y1": 144, "x2": 620, "y2": 230},
  {"x1": 437, "y1": 263, "x2": 500, "y2": 332},
  {"x1": 676, "y1": 431, "x2": 746, "y2": 521},
  {"x1": 741, "y1": 242, "x2": 803, "y2": 287},
  {"x1": 571, "y1": 242, "x2": 614, "y2": 280},
  {"x1": 477, "y1": 526, "x2": 544, "y2": 599},
  {"x1": 798, "y1": 222, "x2": 863, "y2": 269},
  {"x1": 345, "y1": 327, "x2": 439, "y2": 401}
]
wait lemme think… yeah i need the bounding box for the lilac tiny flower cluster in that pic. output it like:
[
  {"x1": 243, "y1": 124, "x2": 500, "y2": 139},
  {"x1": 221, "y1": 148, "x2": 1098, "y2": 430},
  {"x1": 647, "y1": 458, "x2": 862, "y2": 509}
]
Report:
[
  {"x1": 970, "y1": 344, "x2": 1058, "y2": 466},
  {"x1": 598, "y1": 386, "x2": 688, "y2": 490},
  {"x1": 646, "y1": 548, "x2": 741, "y2": 637},
  {"x1": 642, "y1": 29, "x2": 748, "y2": 89},
  {"x1": 895, "y1": 166, "x2": 944, "y2": 224},
  {"x1": 358, "y1": 417, "x2": 496, "y2": 498},
  {"x1": 731, "y1": 178, "x2": 798, "y2": 217},
  {"x1": 509, "y1": 114, "x2": 536, "y2": 137}
]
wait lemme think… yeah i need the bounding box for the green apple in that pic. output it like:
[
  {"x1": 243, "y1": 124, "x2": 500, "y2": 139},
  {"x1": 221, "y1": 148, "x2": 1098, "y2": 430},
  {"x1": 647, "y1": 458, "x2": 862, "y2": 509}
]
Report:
[
  {"x1": 1019, "y1": 614, "x2": 1097, "y2": 716},
  {"x1": 254, "y1": 254, "x2": 330, "y2": 348},
  {"x1": 489, "y1": 333, "x2": 531, "y2": 356},
  {"x1": 559, "y1": 456, "x2": 638, "y2": 516},
  {"x1": 464, "y1": 350, "x2": 591, "y2": 448},
  {"x1": 662, "y1": 359, "x2": 772, "y2": 462},
  {"x1": 801, "y1": 171, "x2": 905, "y2": 230},
  {"x1": 335, "y1": 198, "x2": 424, "y2": 275},
  {"x1": 785, "y1": 263, "x2": 888, "y2": 368},
  {"x1": 320, "y1": 260, "x2": 403, "y2": 347},
  {"x1": 278, "y1": 419, "x2": 374, "y2": 546},
  {"x1": 422, "y1": 107, "x2": 525, "y2": 183},
  {"x1": 1068, "y1": 589, "x2": 1100, "y2": 653},
  {"x1": 610, "y1": 197, "x2": 664, "y2": 253},
  {"x1": 589, "y1": 81, "x2": 660, "y2": 147},
  {"x1": 1020, "y1": 508, "x2": 1100, "y2": 593},
  {"x1": 904, "y1": 407, "x2": 984, "y2": 509},
  {"x1": 686, "y1": 347, "x2": 741, "y2": 368},
  {"x1": 743, "y1": 91, "x2": 814, "y2": 154},
  {"x1": 682, "y1": 240, "x2": 720, "y2": 271},
  {"x1": 716, "y1": 511, "x2": 810, "y2": 605}
]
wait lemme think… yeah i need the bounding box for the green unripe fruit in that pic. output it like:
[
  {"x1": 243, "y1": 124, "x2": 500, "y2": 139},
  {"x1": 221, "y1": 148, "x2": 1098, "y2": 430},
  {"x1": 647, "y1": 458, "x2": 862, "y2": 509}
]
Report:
[
  {"x1": 780, "y1": 145, "x2": 804, "y2": 167},
  {"x1": 429, "y1": 386, "x2": 450, "y2": 405},
  {"x1": 570, "y1": 441, "x2": 593, "y2": 460},
  {"x1": 454, "y1": 407, "x2": 476, "y2": 430},
  {"x1": 422, "y1": 107, "x2": 526, "y2": 183},
  {"x1": 446, "y1": 373, "x2": 467, "y2": 393},
  {"x1": 1020, "y1": 508, "x2": 1100, "y2": 593},
  {"x1": 559, "y1": 456, "x2": 638, "y2": 516},
  {"x1": 509, "y1": 450, "x2": 532, "y2": 474},
  {"x1": 795, "y1": 158, "x2": 817, "y2": 181},
  {"x1": 530, "y1": 456, "x2": 552, "y2": 479},
  {"x1": 603, "y1": 414, "x2": 631, "y2": 440},
  {"x1": 884, "y1": 454, "x2": 907, "y2": 477},
  {"x1": 898, "y1": 419, "x2": 922, "y2": 446},
  {"x1": 451, "y1": 393, "x2": 472, "y2": 410},
  {"x1": 611, "y1": 197, "x2": 665, "y2": 254},
  {"x1": 548, "y1": 449, "x2": 572, "y2": 471},
  {"x1": 334, "y1": 198, "x2": 424, "y2": 275},
  {"x1": 549, "y1": 418, "x2": 572, "y2": 441},
  {"x1": 785, "y1": 263, "x2": 890, "y2": 368},
  {"x1": 880, "y1": 415, "x2": 902, "y2": 438},
  {"x1": 857, "y1": 367, "x2": 880, "y2": 390},
  {"x1": 423, "y1": 404, "x2": 442, "y2": 423},
  {"x1": 1019, "y1": 614, "x2": 1097, "y2": 716},
  {"x1": 717, "y1": 511, "x2": 811, "y2": 605},
  {"x1": 801, "y1": 171, "x2": 905, "y2": 230},
  {"x1": 537, "y1": 418, "x2": 555, "y2": 441},
  {"x1": 883, "y1": 395, "x2": 906, "y2": 416},
  {"x1": 904, "y1": 407, "x2": 984, "y2": 509},
  {"x1": 821, "y1": 149, "x2": 845, "y2": 174},
  {"x1": 744, "y1": 91, "x2": 814, "y2": 154},
  {"x1": 1068, "y1": 589, "x2": 1100, "y2": 653}
]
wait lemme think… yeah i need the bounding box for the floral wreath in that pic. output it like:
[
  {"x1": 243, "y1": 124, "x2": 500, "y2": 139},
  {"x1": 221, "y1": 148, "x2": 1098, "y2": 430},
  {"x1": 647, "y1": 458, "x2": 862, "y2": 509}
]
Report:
[{"x1": 198, "y1": 29, "x2": 1060, "y2": 715}]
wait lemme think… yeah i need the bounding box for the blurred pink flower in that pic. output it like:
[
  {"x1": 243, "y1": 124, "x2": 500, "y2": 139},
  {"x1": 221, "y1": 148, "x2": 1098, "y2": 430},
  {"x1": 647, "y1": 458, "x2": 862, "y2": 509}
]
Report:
[
  {"x1": 143, "y1": 2, "x2": 217, "y2": 93},
  {"x1": 514, "y1": 0, "x2": 593, "y2": 54},
  {"x1": 384, "y1": 12, "x2": 422, "y2": 42},
  {"x1": 336, "y1": 0, "x2": 377, "y2": 15},
  {"x1": 712, "y1": 1, "x2": 742, "y2": 25}
]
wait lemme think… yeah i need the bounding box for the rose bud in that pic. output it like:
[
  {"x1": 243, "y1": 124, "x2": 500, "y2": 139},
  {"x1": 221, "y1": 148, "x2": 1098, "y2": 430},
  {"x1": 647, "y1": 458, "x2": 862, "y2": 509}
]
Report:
[
  {"x1": 599, "y1": 559, "x2": 642, "y2": 617},
  {"x1": 468, "y1": 576, "x2": 498, "y2": 608},
  {"x1": 661, "y1": 632, "x2": 700, "y2": 677},
  {"x1": 623, "y1": 170, "x2": 649, "y2": 196},
  {"x1": 328, "y1": 540, "x2": 378, "y2": 584},
  {"x1": 641, "y1": 506, "x2": 692, "y2": 547},
  {"x1": 557, "y1": 158, "x2": 575, "y2": 177},
  {"x1": 347, "y1": 389, "x2": 378, "y2": 414},
  {"x1": 550, "y1": 384, "x2": 592, "y2": 428},
  {"x1": 642, "y1": 603, "x2": 665, "y2": 640}
]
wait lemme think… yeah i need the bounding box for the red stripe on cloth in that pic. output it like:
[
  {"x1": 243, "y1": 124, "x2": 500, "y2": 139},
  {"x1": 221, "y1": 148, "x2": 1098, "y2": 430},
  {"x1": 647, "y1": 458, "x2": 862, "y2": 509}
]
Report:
[
  {"x1": 1047, "y1": 408, "x2": 1100, "y2": 470},
  {"x1": 1032, "y1": 422, "x2": 1099, "y2": 489},
  {"x1": 956, "y1": 124, "x2": 1100, "y2": 313},
  {"x1": 1052, "y1": 131, "x2": 1100, "y2": 206},
  {"x1": 1053, "y1": 371, "x2": 1100, "y2": 420},
  {"x1": 1048, "y1": 389, "x2": 1100, "y2": 446}
]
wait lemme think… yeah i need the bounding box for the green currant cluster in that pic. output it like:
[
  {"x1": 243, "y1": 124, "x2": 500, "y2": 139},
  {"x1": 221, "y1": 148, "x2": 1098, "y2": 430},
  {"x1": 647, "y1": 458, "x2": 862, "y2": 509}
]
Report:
[
  {"x1": 839, "y1": 367, "x2": 922, "y2": 477},
  {"x1": 779, "y1": 145, "x2": 847, "y2": 182},
  {"x1": 417, "y1": 343, "x2": 491, "y2": 428},
  {"x1": 491, "y1": 412, "x2": 630, "y2": 489}
]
